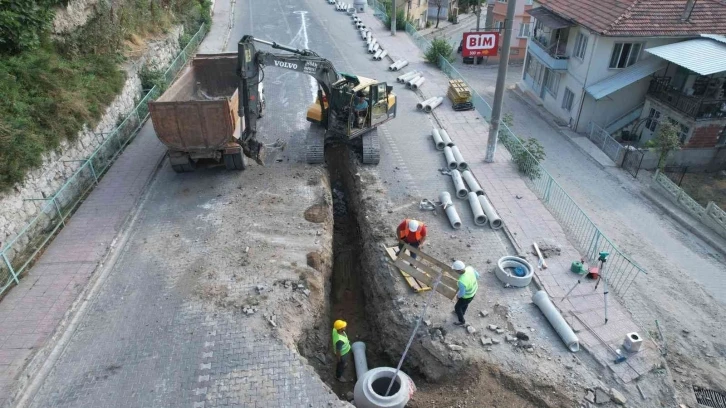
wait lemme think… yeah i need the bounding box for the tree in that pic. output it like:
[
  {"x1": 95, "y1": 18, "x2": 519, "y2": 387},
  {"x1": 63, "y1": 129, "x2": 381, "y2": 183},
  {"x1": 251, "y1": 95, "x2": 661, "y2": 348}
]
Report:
[
  {"x1": 432, "y1": 0, "x2": 445, "y2": 28},
  {"x1": 425, "y1": 37, "x2": 454, "y2": 63},
  {"x1": 647, "y1": 121, "x2": 681, "y2": 170}
]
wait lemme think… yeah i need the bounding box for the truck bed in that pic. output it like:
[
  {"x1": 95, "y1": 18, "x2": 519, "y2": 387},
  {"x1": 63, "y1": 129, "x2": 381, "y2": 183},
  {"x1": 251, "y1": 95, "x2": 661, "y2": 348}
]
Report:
[{"x1": 149, "y1": 53, "x2": 242, "y2": 153}]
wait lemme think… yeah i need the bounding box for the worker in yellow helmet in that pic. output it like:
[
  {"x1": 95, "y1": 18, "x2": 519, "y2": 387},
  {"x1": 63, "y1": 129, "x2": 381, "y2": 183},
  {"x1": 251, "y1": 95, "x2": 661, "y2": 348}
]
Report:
[{"x1": 332, "y1": 319, "x2": 352, "y2": 382}]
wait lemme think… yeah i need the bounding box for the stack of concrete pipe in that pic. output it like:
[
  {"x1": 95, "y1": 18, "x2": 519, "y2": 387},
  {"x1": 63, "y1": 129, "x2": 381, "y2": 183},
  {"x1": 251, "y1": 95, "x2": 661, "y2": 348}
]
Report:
[
  {"x1": 373, "y1": 49, "x2": 388, "y2": 60},
  {"x1": 422, "y1": 97, "x2": 443, "y2": 112},
  {"x1": 416, "y1": 97, "x2": 440, "y2": 111},
  {"x1": 410, "y1": 76, "x2": 426, "y2": 89},
  {"x1": 397, "y1": 71, "x2": 420, "y2": 83},
  {"x1": 406, "y1": 74, "x2": 422, "y2": 88},
  {"x1": 389, "y1": 60, "x2": 409, "y2": 71}
]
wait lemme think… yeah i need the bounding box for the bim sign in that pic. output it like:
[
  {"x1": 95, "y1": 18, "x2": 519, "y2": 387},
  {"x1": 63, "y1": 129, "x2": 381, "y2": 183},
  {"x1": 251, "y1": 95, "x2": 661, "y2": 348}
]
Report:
[{"x1": 462, "y1": 32, "x2": 499, "y2": 57}]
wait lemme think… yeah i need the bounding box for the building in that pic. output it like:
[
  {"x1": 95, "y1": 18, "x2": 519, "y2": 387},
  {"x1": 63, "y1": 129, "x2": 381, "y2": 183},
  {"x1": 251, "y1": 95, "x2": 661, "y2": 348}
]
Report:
[
  {"x1": 427, "y1": 0, "x2": 457, "y2": 26},
  {"x1": 520, "y1": 0, "x2": 726, "y2": 148},
  {"x1": 489, "y1": 0, "x2": 534, "y2": 61},
  {"x1": 392, "y1": 0, "x2": 430, "y2": 29}
]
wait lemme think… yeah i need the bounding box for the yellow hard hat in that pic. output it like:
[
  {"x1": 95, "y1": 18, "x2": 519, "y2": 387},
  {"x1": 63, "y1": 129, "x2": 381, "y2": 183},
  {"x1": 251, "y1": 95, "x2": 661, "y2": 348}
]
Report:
[{"x1": 334, "y1": 320, "x2": 347, "y2": 330}]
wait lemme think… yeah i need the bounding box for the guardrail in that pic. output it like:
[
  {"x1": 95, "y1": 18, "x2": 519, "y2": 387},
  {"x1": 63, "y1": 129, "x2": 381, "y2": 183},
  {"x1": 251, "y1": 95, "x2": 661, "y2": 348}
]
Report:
[
  {"x1": 588, "y1": 122, "x2": 626, "y2": 165},
  {"x1": 0, "y1": 24, "x2": 207, "y2": 298},
  {"x1": 367, "y1": 1, "x2": 646, "y2": 296}
]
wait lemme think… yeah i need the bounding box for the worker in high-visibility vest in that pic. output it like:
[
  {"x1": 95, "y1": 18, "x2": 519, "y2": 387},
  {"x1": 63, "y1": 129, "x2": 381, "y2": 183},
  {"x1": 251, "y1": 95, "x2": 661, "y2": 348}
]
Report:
[
  {"x1": 332, "y1": 319, "x2": 352, "y2": 382},
  {"x1": 451, "y1": 260, "x2": 480, "y2": 326},
  {"x1": 396, "y1": 218, "x2": 427, "y2": 259}
]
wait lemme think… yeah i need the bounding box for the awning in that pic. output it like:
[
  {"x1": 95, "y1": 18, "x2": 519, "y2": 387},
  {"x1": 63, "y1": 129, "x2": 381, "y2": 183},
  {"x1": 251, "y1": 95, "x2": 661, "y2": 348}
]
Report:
[
  {"x1": 645, "y1": 38, "x2": 726, "y2": 76},
  {"x1": 585, "y1": 57, "x2": 667, "y2": 100},
  {"x1": 526, "y1": 7, "x2": 575, "y2": 29}
]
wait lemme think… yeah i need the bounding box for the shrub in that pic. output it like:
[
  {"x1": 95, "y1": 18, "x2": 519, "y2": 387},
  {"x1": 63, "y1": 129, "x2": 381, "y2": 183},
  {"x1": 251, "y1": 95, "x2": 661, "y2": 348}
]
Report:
[
  {"x1": 139, "y1": 65, "x2": 167, "y2": 92},
  {"x1": 384, "y1": 9, "x2": 407, "y2": 31},
  {"x1": 513, "y1": 137, "x2": 546, "y2": 180},
  {"x1": 425, "y1": 38, "x2": 454, "y2": 64},
  {"x1": 651, "y1": 121, "x2": 681, "y2": 170}
]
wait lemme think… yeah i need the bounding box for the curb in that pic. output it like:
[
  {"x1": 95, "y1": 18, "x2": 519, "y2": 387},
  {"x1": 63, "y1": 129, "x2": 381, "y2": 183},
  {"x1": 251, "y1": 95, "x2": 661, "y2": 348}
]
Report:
[{"x1": 640, "y1": 188, "x2": 726, "y2": 258}]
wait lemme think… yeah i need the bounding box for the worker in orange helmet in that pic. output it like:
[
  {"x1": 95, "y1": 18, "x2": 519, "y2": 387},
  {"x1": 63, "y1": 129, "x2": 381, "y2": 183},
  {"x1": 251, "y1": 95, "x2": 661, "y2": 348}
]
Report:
[{"x1": 396, "y1": 218, "x2": 427, "y2": 260}]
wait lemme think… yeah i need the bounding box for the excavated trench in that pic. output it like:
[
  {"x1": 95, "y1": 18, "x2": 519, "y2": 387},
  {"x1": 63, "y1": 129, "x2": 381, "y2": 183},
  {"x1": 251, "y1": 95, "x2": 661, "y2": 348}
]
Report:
[{"x1": 299, "y1": 145, "x2": 572, "y2": 407}]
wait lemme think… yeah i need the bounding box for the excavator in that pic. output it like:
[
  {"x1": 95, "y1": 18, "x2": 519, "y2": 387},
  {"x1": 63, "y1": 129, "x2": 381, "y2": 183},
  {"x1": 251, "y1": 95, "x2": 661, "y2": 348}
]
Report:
[{"x1": 237, "y1": 35, "x2": 397, "y2": 165}]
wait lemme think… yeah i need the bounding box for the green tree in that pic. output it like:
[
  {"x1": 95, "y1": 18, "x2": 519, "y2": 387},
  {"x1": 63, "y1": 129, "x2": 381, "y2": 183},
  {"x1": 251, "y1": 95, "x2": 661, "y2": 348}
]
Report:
[
  {"x1": 649, "y1": 121, "x2": 681, "y2": 170},
  {"x1": 0, "y1": 0, "x2": 65, "y2": 54},
  {"x1": 513, "y1": 137, "x2": 546, "y2": 179},
  {"x1": 384, "y1": 8, "x2": 407, "y2": 30},
  {"x1": 425, "y1": 37, "x2": 454, "y2": 63}
]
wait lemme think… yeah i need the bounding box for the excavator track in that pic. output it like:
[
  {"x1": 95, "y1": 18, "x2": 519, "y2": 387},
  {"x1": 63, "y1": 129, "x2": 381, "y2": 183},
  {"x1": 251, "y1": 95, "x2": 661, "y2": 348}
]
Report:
[
  {"x1": 361, "y1": 128, "x2": 381, "y2": 165},
  {"x1": 305, "y1": 126, "x2": 326, "y2": 164}
]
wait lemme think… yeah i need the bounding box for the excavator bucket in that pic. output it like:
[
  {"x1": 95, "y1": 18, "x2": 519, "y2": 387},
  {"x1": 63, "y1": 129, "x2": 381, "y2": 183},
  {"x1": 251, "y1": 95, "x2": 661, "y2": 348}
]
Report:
[{"x1": 245, "y1": 139, "x2": 287, "y2": 166}]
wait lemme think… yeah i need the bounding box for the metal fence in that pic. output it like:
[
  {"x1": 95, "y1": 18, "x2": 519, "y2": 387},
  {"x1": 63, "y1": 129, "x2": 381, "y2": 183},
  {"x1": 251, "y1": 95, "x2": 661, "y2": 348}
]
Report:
[
  {"x1": 368, "y1": 4, "x2": 646, "y2": 296},
  {"x1": 588, "y1": 122, "x2": 626, "y2": 164},
  {"x1": 0, "y1": 24, "x2": 207, "y2": 298}
]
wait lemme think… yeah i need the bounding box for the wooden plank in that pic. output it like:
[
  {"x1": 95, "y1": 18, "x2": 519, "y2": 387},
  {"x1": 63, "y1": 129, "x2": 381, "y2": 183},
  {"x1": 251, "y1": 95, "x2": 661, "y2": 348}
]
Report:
[
  {"x1": 401, "y1": 243, "x2": 457, "y2": 275},
  {"x1": 393, "y1": 259, "x2": 458, "y2": 299},
  {"x1": 384, "y1": 247, "x2": 430, "y2": 292},
  {"x1": 397, "y1": 251, "x2": 459, "y2": 289}
]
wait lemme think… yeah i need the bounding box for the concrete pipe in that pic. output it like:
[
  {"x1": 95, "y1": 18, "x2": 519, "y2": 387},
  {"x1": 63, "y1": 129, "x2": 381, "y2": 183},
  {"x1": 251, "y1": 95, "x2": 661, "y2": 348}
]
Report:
[
  {"x1": 450, "y1": 169, "x2": 469, "y2": 199},
  {"x1": 397, "y1": 71, "x2": 419, "y2": 83},
  {"x1": 432, "y1": 128, "x2": 445, "y2": 150},
  {"x1": 417, "y1": 97, "x2": 438, "y2": 110},
  {"x1": 439, "y1": 129, "x2": 454, "y2": 147},
  {"x1": 393, "y1": 60, "x2": 409, "y2": 71},
  {"x1": 353, "y1": 367, "x2": 416, "y2": 408},
  {"x1": 443, "y1": 147, "x2": 458, "y2": 170},
  {"x1": 366, "y1": 38, "x2": 372, "y2": 46},
  {"x1": 439, "y1": 192, "x2": 462, "y2": 230},
  {"x1": 372, "y1": 43, "x2": 381, "y2": 53},
  {"x1": 351, "y1": 342, "x2": 369, "y2": 380},
  {"x1": 388, "y1": 60, "x2": 401, "y2": 70},
  {"x1": 411, "y1": 76, "x2": 426, "y2": 89},
  {"x1": 368, "y1": 43, "x2": 376, "y2": 53},
  {"x1": 477, "y1": 195, "x2": 503, "y2": 229},
  {"x1": 423, "y1": 97, "x2": 443, "y2": 113},
  {"x1": 373, "y1": 49, "x2": 383, "y2": 60},
  {"x1": 533, "y1": 290, "x2": 580, "y2": 352},
  {"x1": 406, "y1": 75, "x2": 421, "y2": 88},
  {"x1": 467, "y1": 192, "x2": 488, "y2": 226},
  {"x1": 371, "y1": 38, "x2": 378, "y2": 47},
  {"x1": 378, "y1": 50, "x2": 388, "y2": 60},
  {"x1": 495, "y1": 255, "x2": 534, "y2": 287},
  {"x1": 450, "y1": 146, "x2": 468, "y2": 170},
  {"x1": 461, "y1": 170, "x2": 484, "y2": 195}
]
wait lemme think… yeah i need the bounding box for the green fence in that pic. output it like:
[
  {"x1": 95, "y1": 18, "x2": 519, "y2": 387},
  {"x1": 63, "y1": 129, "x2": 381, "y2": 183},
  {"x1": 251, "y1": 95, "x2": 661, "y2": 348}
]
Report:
[
  {"x1": 367, "y1": 1, "x2": 646, "y2": 296},
  {"x1": 0, "y1": 24, "x2": 207, "y2": 298}
]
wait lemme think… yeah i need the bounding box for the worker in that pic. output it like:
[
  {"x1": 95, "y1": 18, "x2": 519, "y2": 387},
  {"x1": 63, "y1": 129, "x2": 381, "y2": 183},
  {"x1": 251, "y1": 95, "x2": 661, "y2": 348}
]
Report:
[
  {"x1": 332, "y1": 319, "x2": 352, "y2": 382},
  {"x1": 452, "y1": 260, "x2": 480, "y2": 326},
  {"x1": 396, "y1": 218, "x2": 427, "y2": 260},
  {"x1": 354, "y1": 91, "x2": 369, "y2": 127}
]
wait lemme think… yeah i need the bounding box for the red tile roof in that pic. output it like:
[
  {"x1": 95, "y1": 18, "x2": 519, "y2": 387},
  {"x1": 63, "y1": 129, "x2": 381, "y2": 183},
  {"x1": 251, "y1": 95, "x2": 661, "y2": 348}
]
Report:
[{"x1": 536, "y1": 0, "x2": 726, "y2": 37}]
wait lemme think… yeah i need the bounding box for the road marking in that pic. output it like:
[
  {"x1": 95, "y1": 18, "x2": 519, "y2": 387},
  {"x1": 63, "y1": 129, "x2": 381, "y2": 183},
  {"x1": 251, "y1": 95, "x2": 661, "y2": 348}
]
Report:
[
  {"x1": 199, "y1": 363, "x2": 211, "y2": 370},
  {"x1": 202, "y1": 351, "x2": 213, "y2": 358},
  {"x1": 198, "y1": 374, "x2": 210, "y2": 382}
]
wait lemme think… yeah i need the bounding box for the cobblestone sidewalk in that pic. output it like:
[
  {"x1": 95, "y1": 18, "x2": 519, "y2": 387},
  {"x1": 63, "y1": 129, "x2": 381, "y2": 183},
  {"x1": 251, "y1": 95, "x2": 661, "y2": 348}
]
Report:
[{"x1": 357, "y1": 11, "x2": 661, "y2": 383}]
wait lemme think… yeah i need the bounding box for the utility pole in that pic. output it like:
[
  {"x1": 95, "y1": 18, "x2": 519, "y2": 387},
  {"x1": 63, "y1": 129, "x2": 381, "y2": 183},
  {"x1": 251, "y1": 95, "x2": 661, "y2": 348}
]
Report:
[
  {"x1": 476, "y1": 1, "x2": 482, "y2": 31},
  {"x1": 391, "y1": 0, "x2": 397, "y2": 35},
  {"x1": 484, "y1": 0, "x2": 495, "y2": 30},
  {"x1": 484, "y1": 0, "x2": 516, "y2": 163}
]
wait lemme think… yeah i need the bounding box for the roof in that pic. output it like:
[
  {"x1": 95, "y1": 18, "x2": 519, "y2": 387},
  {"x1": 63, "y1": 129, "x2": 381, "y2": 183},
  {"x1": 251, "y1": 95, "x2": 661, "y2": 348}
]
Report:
[
  {"x1": 526, "y1": 7, "x2": 575, "y2": 29},
  {"x1": 645, "y1": 37, "x2": 726, "y2": 75},
  {"x1": 534, "y1": 0, "x2": 726, "y2": 37},
  {"x1": 585, "y1": 57, "x2": 667, "y2": 100}
]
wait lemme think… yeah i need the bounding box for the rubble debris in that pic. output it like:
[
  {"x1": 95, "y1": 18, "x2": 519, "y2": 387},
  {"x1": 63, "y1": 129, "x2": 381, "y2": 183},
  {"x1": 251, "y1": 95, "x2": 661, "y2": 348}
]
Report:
[
  {"x1": 345, "y1": 391, "x2": 354, "y2": 401},
  {"x1": 481, "y1": 337, "x2": 493, "y2": 346},
  {"x1": 491, "y1": 338, "x2": 501, "y2": 344},
  {"x1": 466, "y1": 326, "x2": 477, "y2": 335},
  {"x1": 479, "y1": 310, "x2": 489, "y2": 317},
  {"x1": 424, "y1": 319, "x2": 432, "y2": 326},
  {"x1": 516, "y1": 331, "x2": 530, "y2": 341},
  {"x1": 505, "y1": 335, "x2": 517, "y2": 343},
  {"x1": 610, "y1": 388, "x2": 627, "y2": 405},
  {"x1": 496, "y1": 328, "x2": 505, "y2": 334},
  {"x1": 584, "y1": 390, "x2": 595, "y2": 403},
  {"x1": 303, "y1": 289, "x2": 311, "y2": 297},
  {"x1": 448, "y1": 344, "x2": 464, "y2": 351},
  {"x1": 533, "y1": 242, "x2": 562, "y2": 258},
  {"x1": 488, "y1": 324, "x2": 498, "y2": 331},
  {"x1": 594, "y1": 388, "x2": 610, "y2": 404}
]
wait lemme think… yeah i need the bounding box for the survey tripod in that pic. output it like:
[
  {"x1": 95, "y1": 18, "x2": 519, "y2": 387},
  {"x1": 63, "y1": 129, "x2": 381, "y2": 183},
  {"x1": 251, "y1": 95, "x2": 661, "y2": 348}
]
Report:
[{"x1": 592, "y1": 252, "x2": 610, "y2": 324}]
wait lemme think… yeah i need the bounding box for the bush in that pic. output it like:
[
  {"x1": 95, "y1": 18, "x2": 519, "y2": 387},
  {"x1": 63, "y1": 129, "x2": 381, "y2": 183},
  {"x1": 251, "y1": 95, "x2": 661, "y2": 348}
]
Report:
[
  {"x1": 0, "y1": 0, "x2": 67, "y2": 54},
  {"x1": 513, "y1": 137, "x2": 546, "y2": 180},
  {"x1": 425, "y1": 38, "x2": 454, "y2": 64},
  {"x1": 139, "y1": 65, "x2": 167, "y2": 92},
  {"x1": 384, "y1": 9, "x2": 407, "y2": 31}
]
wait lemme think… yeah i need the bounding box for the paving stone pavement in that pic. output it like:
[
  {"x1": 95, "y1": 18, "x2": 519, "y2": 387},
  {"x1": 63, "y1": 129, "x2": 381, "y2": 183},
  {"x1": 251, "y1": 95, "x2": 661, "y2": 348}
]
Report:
[
  {"x1": 0, "y1": 122, "x2": 166, "y2": 407},
  {"x1": 357, "y1": 11, "x2": 661, "y2": 383}
]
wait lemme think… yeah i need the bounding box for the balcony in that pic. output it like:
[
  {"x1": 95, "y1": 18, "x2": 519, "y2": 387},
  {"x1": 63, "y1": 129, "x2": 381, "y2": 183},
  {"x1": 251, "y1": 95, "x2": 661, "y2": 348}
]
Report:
[
  {"x1": 528, "y1": 35, "x2": 569, "y2": 71},
  {"x1": 647, "y1": 77, "x2": 726, "y2": 121}
]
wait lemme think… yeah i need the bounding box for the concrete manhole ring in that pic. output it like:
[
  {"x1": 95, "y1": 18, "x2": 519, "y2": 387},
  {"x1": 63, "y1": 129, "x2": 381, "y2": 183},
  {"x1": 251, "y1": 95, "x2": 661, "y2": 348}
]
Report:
[{"x1": 495, "y1": 256, "x2": 534, "y2": 287}]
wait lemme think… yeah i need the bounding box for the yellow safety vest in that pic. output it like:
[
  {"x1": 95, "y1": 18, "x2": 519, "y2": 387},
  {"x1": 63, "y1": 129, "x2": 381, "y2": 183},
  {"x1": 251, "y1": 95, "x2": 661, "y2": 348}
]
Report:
[
  {"x1": 332, "y1": 328, "x2": 351, "y2": 356},
  {"x1": 459, "y1": 266, "x2": 478, "y2": 299}
]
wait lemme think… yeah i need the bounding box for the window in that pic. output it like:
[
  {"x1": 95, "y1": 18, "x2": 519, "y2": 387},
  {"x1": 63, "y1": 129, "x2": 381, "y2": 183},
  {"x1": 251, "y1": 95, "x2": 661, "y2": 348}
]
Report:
[
  {"x1": 494, "y1": 21, "x2": 503, "y2": 30},
  {"x1": 544, "y1": 69, "x2": 560, "y2": 97},
  {"x1": 609, "y1": 43, "x2": 642, "y2": 69},
  {"x1": 646, "y1": 108, "x2": 661, "y2": 132},
  {"x1": 518, "y1": 22, "x2": 531, "y2": 38},
  {"x1": 668, "y1": 118, "x2": 690, "y2": 143},
  {"x1": 573, "y1": 32, "x2": 588, "y2": 60},
  {"x1": 562, "y1": 88, "x2": 575, "y2": 112},
  {"x1": 498, "y1": 0, "x2": 507, "y2": 3}
]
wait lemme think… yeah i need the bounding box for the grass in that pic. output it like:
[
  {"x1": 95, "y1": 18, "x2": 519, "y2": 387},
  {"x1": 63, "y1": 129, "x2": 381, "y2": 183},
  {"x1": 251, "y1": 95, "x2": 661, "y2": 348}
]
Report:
[
  {"x1": 679, "y1": 173, "x2": 726, "y2": 209},
  {"x1": 0, "y1": 0, "x2": 210, "y2": 192}
]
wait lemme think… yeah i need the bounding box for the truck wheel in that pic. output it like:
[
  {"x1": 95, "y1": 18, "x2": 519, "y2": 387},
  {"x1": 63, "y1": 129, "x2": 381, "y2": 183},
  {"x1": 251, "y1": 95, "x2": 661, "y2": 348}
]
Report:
[
  {"x1": 171, "y1": 158, "x2": 196, "y2": 173},
  {"x1": 224, "y1": 151, "x2": 246, "y2": 170}
]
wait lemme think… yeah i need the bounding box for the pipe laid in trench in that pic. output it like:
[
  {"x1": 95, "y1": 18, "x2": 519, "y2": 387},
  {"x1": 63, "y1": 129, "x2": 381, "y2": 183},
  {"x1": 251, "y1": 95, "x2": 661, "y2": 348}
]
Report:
[
  {"x1": 438, "y1": 129, "x2": 454, "y2": 147},
  {"x1": 477, "y1": 195, "x2": 503, "y2": 229},
  {"x1": 450, "y1": 169, "x2": 469, "y2": 199},
  {"x1": 450, "y1": 145, "x2": 468, "y2": 170},
  {"x1": 411, "y1": 76, "x2": 426, "y2": 89},
  {"x1": 351, "y1": 341, "x2": 368, "y2": 380},
  {"x1": 443, "y1": 147, "x2": 457, "y2": 170},
  {"x1": 417, "y1": 97, "x2": 438, "y2": 110},
  {"x1": 532, "y1": 291, "x2": 580, "y2": 352},
  {"x1": 432, "y1": 128, "x2": 445, "y2": 151},
  {"x1": 467, "y1": 192, "x2": 488, "y2": 226},
  {"x1": 461, "y1": 170, "x2": 483, "y2": 195},
  {"x1": 439, "y1": 192, "x2": 462, "y2": 229},
  {"x1": 423, "y1": 97, "x2": 443, "y2": 112}
]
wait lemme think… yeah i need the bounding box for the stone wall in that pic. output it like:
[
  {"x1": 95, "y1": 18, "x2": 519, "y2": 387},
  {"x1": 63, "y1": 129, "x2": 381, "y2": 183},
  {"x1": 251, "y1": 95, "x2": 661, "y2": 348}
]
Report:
[
  {"x1": 52, "y1": 0, "x2": 104, "y2": 35},
  {"x1": 0, "y1": 26, "x2": 184, "y2": 252}
]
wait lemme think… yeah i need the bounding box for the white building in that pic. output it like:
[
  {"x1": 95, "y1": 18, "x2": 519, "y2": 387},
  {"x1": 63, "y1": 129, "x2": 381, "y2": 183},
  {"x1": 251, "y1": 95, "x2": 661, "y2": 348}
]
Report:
[{"x1": 520, "y1": 0, "x2": 726, "y2": 148}]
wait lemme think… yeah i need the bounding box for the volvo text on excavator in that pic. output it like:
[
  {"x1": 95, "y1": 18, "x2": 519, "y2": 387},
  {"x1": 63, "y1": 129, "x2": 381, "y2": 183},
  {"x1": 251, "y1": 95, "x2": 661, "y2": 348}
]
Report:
[{"x1": 237, "y1": 35, "x2": 397, "y2": 165}]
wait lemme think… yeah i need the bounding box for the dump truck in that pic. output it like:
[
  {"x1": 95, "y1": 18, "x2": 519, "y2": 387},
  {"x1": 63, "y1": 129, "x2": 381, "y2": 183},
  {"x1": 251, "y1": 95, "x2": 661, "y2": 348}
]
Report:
[{"x1": 148, "y1": 53, "x2": 266, "y2": 173}]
